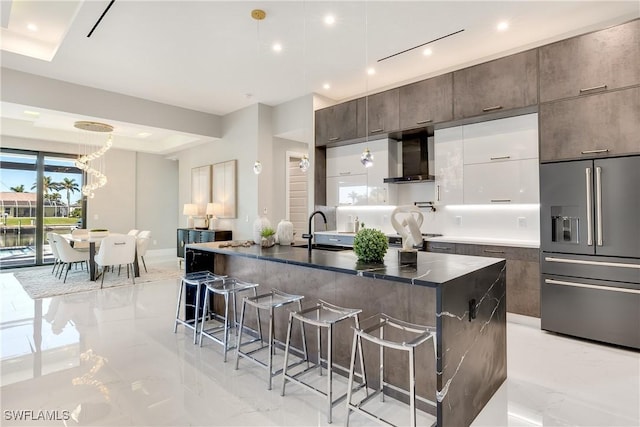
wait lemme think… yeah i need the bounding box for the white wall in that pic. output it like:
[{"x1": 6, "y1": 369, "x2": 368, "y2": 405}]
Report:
[
  {"x1": 0, "y1": 135, "x2": 179, "y2": 249},
  {"x1": 177, "y1": 105, "x2": 260, "y2": 240},
  {"x1": 135, "y1": 152, "x2": 179, "y2": 249}
]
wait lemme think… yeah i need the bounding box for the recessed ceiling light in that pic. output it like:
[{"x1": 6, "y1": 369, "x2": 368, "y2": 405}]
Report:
[
  {"x1": 23, "y1": 110, "x2": 40, "y2": 117},
  {"x1": 138, "y1": 132, "x2": 152, "y2": 138},
  {"x1": 497, "y1": 21, "x2": 509, "y2": 32},
  {"x1": 367, "y1": 67, "x2": 376, "y2": 76},
  {"x1": 324, "y1": 14, "x2": 336, "y2": 26},
  {"x1": 27, "y1": 23, "x2": 38, "y2": 32},
  {"x1": 423, "y1": 47, "x2": 433, "y2": 56},
  {"x1": 323, "y1": 83, "x2": 330, "y2": 90},
  {"x1": 272, "y1": 43, "x2": 282, "y2": 52}
]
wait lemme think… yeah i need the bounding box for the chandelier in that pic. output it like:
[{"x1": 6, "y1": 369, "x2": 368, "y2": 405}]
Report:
[{"x1": 74, "y1": 121, "x2": 114, "y2": 198}]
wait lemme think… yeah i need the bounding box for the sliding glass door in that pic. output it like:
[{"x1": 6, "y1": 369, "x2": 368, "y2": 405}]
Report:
[{"x1": 0, "y1": 149, "x2": 84, "y2": 268}]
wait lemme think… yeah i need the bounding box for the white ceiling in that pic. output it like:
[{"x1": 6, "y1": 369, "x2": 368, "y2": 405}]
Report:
[{"x1": 1, "y1": 0, "x2": 639, "y2": 154}]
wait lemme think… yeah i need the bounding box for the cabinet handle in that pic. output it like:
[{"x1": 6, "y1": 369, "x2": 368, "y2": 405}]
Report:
[
  {"x1": 436, "y1": 185, "x2": 441, "y2": 202},
  {"x1": 483, "y1": 249, "x2": 505, "y2": 254},
  {"x1": 482, "y1": 105, "x2": 503, "y2": 112},
  {"x1": 339, "y1": 172, "x2": 351, "y2": 176},
  {"x1": 545, "y1": 278, "x2": 640, "y2": 295},
  {"x1": 430, "y1": 246, "x2": 452, "y2": 250},
  {"x1": 579, "y1": 84, "x2": 607, "y2": 94},
  {"x1": 581, "y1": 149, "x2": 609, "y2": 155},
  {"x1": 328, "y1": 238, "x2": 340, "y2": 242},
  {"x1": 416, "y1": 119, "x2": 433, "y2": 125},
  {"x1": 490, "y1": 156, "x2": 511, "y2": 161},
  {"x1": 328, "y1": 137, "x2": 340, "y2": 141},
  {"x1": 490, "y1": 199, "x2": 511, "y2": 203},
  {"x1": 180, "y1": 241, "x2": 185, "y2": 247},
  {"x1": 370, "y1": 128, "x2": 384, "y2": 133},
  {"x1": 544, "y1": 256, "x2": 640, "y2": 270}
]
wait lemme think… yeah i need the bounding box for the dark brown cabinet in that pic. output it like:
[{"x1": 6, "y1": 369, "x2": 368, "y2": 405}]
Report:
[
  {"x1": 453, "y1": 50, "x2": 538, "y2": 120},
  {"x1": 455, "y1": 243, "x2": 540, "y2": 317},
  {"x1": 314, "y1": 100, "x2": 359, "y2": 146},
  {"x1": 539, "y1": 19, "x2": 640, "y2": 103},
  {"x1": 399, "y1": 73, "x2": 453, "y2": 129},
  {"x1": 364, "y1": 88, "x2": 399, "y2": 136},
  {"x1": 539, "y1": 87, "x2": 640, "y2": 162},
  {"x1": 177, "y1": 228, "x2": 232, "y2": 258}
]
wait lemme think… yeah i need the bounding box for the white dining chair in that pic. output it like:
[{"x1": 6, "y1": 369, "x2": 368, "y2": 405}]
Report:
[
  {"x1": 137, "y1": 237, "x2": 151, "y2": 273},
  {"x1": 53, "y1": 235, "x2": 90, "y2": 283},
  {"x1": 137, "y1": 230, "x2": 151, "y2": 239},
  {"x1": 47, "y1": 232, "x2": 62, "y2": 276},
  {"x1": 95, "y1": 234, "x2": 136, "y2": 288},
  {"x1": 127, "y1": 229, "x2": 140, "y2": 236}
]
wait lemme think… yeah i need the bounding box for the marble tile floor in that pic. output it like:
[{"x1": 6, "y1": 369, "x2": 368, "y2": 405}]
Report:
[{"x1": 1, "y1": 255, "x2": 638, "y2": 427}]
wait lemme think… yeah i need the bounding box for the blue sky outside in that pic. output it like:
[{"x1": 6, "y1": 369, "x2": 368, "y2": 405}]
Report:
[{"x1": 0, "y1": 153, "x2": 84, "y2": 204}]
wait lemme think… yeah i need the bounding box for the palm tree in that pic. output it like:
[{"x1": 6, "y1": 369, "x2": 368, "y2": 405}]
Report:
[
  {"x1": 32, "y1": 176, "x2": 60, "y2": 196},
  {"x1": 59, "y1": 178, "x2": 80, "y2": 217},
  {"x1": 10, "y1": 185, "x2": 25, "y2": 192}
]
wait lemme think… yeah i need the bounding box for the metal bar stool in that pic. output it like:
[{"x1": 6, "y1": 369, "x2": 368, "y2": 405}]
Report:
[
  {"x1": 281, "y1": 300, "x2": 368, "y2": 424},
  {"x1": 173, "y1": 271, "x2": 225, "y2": 344},
  {"x1": 199, "y1": 277, "x2": 260, "y2": 362},
  {"x1": 235, "y1": 288, "x2": 308, "y2": 390},
  {"x1": 345, "y1": 313, "x2": 437, "y2": 427}
]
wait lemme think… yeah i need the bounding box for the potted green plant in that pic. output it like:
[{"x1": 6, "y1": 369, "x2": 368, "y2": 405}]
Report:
[
  {"x1": 260, "y1": 226, "x2": 276, "y2": 248},
  {"x1": 353, "y1": 228, "x2": 388, "y2": 263}
]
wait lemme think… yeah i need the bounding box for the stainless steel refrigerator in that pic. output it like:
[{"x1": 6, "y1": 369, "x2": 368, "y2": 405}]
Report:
[{"x1": 540, "y1": 155, "x2": 640, "y2": 349}]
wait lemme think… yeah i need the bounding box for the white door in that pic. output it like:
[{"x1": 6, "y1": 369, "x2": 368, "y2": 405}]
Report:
[{"x1": 286, "y1": 153, "x2": 309, "y2": 239}]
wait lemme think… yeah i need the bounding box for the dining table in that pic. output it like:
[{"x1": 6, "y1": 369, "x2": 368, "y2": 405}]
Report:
[{"x1": 61, "y1": 233, "x2": 140, "y2": 281}]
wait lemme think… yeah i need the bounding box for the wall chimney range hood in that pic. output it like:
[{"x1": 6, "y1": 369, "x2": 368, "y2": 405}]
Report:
[{"x1": 384, "y1": 129, "x2": 434, "y2": 184}]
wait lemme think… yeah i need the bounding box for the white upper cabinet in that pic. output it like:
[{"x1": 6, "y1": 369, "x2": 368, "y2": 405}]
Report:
[
  {"x1": 463, "y1": 114, "x2": 538, "y2": 165},
  {"x1": 326, "y1": 144, "x2": 366, "y2": 177},
  {"x1": 463, "y1": 158, "x2": 539, "y2": 204},
  {"x1": 433, "y1": 113, "x2": 539, "y2": 206},
  {"x1": 462, "y1": 113, "x2": 539, "y2": 204},
  {"x1": 434, "y1": 127, "x2": 464, "y2": 205},
  {"x1": 326, "y1": 139, "x2": 397, "y2": 206}
]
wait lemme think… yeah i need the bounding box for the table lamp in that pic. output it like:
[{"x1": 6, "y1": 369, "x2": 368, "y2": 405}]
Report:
[
  {"x1": 206, "y1": 202, "x2": 222, "y2": 230},
  {"x1": 183, "y1": 203, "x2": 198, "y2": 229}
]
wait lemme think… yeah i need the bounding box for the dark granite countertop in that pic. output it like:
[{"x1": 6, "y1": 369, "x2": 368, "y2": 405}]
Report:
[{"x1": 186, "y1": 242, "x2": 504, "y2": 288}]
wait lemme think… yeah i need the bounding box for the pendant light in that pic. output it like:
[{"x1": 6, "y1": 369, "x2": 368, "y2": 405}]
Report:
[
  {"x1": 299, "y1": 155, "x2": 310, "y2": 172},
  {"x1": 361, "y1": 2, "x2": 374, "y2": 169},
  {"x1": 251, "y1": 9, "x2": 266, "y2": 176},
  {"x1": 74, "y1": 120, "x2": 114, "y2": 198}
]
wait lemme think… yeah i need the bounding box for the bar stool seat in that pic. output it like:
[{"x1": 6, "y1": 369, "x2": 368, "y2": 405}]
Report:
[
  {"x1": 173, "y1": 271, "x2": 225, "y2": 344},
  {"x1": 281, "y1": 300, "x2": 367, "y2": 424},
  {"x1": 235, "y1": 288, "x2": 307, "y2": 390},
  {"x1": 346, "y1": 313, "x2": 437, "y2": 427},
  {"x1": 199, "y1": 277, "x2": 260, "y2": 362}
]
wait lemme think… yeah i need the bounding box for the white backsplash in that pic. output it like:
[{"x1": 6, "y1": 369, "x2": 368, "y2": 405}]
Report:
[{"x1": 335, "y1": 197, "x2": 539, "y2": 243}]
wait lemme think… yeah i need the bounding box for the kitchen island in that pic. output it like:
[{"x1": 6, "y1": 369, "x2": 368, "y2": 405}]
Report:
[{"x1": 185, "y1": 243, "x2": 506, "y2": 427}]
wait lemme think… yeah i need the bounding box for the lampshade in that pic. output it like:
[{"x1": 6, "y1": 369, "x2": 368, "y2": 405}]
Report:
[
  {"x1": 183, "y1": 203, "x2": 198, "y2": 216},
  {"x1": 206, "y1": 202, "x2": 222, "y2": 216}
]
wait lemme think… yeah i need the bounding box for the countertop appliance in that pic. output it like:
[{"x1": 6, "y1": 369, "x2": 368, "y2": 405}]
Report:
[{"x1": 540, "y1": 156, "x2": 640, "y2": 349}]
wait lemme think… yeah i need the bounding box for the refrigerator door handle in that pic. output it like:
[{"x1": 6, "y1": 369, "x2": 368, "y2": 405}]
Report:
[
  {"x1": 585, "y1": 167, "x2": 593, "y2": 246},
  {"x1": 544, "y1": 256, "x2": 640, "y2": 269},
  {"x1": 545, "y1": 278, "x2": 640, "y2": 295},
  {"x1": 595, "y1": 166, "x2": 603, "y2": 246}
]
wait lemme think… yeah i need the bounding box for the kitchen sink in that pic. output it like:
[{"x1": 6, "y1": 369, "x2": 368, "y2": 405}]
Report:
[{"x1": 291, "y1": 243, "x2": 352, "y2": 252}]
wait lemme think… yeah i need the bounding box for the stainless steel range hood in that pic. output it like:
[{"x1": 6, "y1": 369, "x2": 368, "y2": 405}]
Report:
[{"x1": 384, "y1": 129, "x2": 434, "y2": 183}]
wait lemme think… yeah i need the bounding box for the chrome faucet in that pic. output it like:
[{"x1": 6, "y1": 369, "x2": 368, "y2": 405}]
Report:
[{"x1": 302, "y1": 210, "x2": 327, "y2": 254}]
